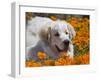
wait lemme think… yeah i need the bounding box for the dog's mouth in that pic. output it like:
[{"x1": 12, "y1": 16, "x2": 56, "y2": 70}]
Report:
[
  {"x1": 63, "y1": 41, "x2": 69, "y2": 51},
  {"x1": 55, "y1": 45, "x2": 63, "y2": 52},
  {"x1": 55, "y1": 44, "x2": 69, "y2": 52},
  {"x1": 55, "y1": 40, "x2": 70, "y2": 52}
]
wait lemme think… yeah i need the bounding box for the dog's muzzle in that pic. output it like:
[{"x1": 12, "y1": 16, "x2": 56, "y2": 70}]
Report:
[{"x1": 55, "y1": 40, "x2": 69, "y2": 52}]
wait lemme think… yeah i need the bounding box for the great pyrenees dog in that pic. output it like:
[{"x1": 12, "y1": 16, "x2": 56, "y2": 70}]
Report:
[{"x1": 26, "y1": 16, "x2": 76, "y2": 61}]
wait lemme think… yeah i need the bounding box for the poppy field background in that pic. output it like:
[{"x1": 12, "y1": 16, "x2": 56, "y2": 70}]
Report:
[{"x1": 26, "y1": 12, "x2": 90, "y2": 67}]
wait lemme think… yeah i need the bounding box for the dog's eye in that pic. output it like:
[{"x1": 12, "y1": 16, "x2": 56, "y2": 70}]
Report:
[
  {"x1": 55, "y1": 32, "x2": 59, "y2": 37},
  {"x1": 66, "y1": 32, "x2": 68, "y2": 34}
]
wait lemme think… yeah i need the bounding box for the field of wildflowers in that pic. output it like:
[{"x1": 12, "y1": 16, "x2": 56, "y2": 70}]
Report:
[{"x1": 26, "y1": 13, "x2": 90, "y2": 67}]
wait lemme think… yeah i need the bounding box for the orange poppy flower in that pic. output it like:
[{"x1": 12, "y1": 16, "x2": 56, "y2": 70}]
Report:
[{"x1": 37, "y1": 52, "x2": 47, "y2": 60}]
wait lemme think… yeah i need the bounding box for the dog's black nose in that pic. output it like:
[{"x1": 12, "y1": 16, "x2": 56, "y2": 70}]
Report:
[
  {"x1": 63, "y1": 40, "x2": 69, "y2": 51},
  {"x1": 63, "y1": 40, "x2": 69, "y2": 45}
]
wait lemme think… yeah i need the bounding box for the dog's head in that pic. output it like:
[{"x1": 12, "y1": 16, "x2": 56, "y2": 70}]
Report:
[{"x1": 47, "y1": 22, "x2": 76, "y2": 52}]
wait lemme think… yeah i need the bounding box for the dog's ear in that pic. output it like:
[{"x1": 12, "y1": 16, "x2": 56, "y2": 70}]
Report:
[
  {"x1": 67, "y1": 23, "x2": 76, "y2": 39},
  {"x1": 47, "y1": 27, "x2": 51, "y2": 43},
  {"x1": 39, "y1": 27, "x2": 51, "y2": 42}
]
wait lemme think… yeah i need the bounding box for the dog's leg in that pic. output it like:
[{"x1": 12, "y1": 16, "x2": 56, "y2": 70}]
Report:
[{"x1": 67, "y1": 44, "x2": 74, "y2": 59}]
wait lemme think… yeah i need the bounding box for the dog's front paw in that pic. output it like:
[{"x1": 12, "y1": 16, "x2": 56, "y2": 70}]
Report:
[{"x1": 67, "y1": 51, "x2": 73, "y2": 59}]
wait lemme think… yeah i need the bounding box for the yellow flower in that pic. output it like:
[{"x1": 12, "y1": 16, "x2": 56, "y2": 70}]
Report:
[
  {"x1": 37, "y1": 52, "x2": 47, "y2": 60},
  {"x1": 50, "y1": 16, "x2": 57, "y2": 21},
  {"x1": 44, "y1": 60, "x2": 54, "y2": 66},
  {"x1": 32, "y1": 62, "x2": 42, "y2": 67},
  {"x1": 75, "y1": 53, "x2": 89, "y2": 64},
  {"x1": 26, "y1": 60, "x2": 35, "y2": 67},
  {"x1": 55, "y1": 58, "x2": 66, "y2": 66},
  {"x1": 26, "y1": 60, "x2": 42, "y2": 67}
]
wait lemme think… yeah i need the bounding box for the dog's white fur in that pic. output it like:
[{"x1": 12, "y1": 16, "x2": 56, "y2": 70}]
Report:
[{"x1": 26, "y1": 16, "x2": 76, "y2": 60}]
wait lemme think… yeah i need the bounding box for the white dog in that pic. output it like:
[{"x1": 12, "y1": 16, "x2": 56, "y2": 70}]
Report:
[{"x1": 26, "y1": 16, "x2": 76, "y2": 60}]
